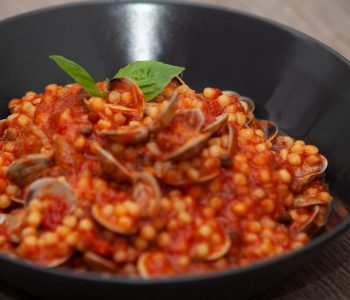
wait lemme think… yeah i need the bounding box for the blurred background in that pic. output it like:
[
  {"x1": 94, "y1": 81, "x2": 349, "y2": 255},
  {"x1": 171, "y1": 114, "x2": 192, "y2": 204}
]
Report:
[{"x1": 1, "y1": 0, "x2": 350, "y2": 60}]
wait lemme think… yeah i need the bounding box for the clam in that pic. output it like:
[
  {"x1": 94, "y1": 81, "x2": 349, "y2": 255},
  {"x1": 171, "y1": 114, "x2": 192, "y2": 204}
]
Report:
[
  {"x1": 227, "y1": 124, "x2": 238, "y2": 155},
  {"x1": 92, "y1": 172, "x2": 160, "y2": 233},
  {"x1": 108, "y1": 104, "x2": 141, "y2": 115},
  {"x1": 137, "y1": 252, "x2": 175, "y2": 279},
  {"x1": 173, "y1": 76, "x2": 186, "y2": 86},
  {"x1": 196, "y1": 172, "x2": 221, "y2": 184},
  {"x1": 291, "y1": 200, "x2": 331, "y2": 235},
  {"x1": 99, "y1": 92, "x2": 179, "y2": 144},
  {"x1": 292, "y1": 189, "x2": 332, "y2": 235},
  {"x1": 163, "y1": 112, "x2": 228, "y2": 161},
  {"x1": 0, "y1": 213, "x2": 6, "y2": 225},
  {"x1": 91, "y1": 203, "x2": 138, "y2": 235},
  {"x1": 175, "y1": 108, "x2": 205, "y2": 131},
  {"x1": 294, "y1": 195, "x2": 330, "y2": 208},
  {"x1": 272, "y1": 135, "x2": 295, "y2": 152},
  {"x1": 201, "y1": 114, "x2": 228, "y2": 135},
  {"x1": 163, "y1": 133, "x2": 210, "y2": 161},
  {"x1": 83, "y1": 99, "x2": 108, "y2": 120},
  {"x1": 40, "y1": 252, "x2": 74, "y2": 268},
  {"x1": 240, "y1": 96, "x2": 255, "y2": 113},
  {"x1": 222, "y1": 91, "x2": 255, "y2": 113},
  {"x1": 292, "y1": 156, "x2": 328, "y2": 191},
  {"x1": 158, "y1": 124, "x2": 235, "y2": 185},
  {"x1": 298, "y1": 205, "x2": 321, "y2": 233},
  {"x1": 149, "y1": 92, "x2": 179, "y2": 133},
  {"x1": 314, "y1": 205, "x2": 330, "y2": 228},
  {"x1": 18, "y1": 178, "x2": 76, "y2": 267},
  {"x1": 154, "y1": 161, "x2": 188, "y2": 186},
  {"x1": 206, "y1": 234, "x2": 232, "y2": 261},
  {"x1": 11, "y1": 196, "x2": 25, "y2": 205},
  {"x1": 5, "y1": 209, "x2": 27, "y2": 243},
  {"x1": 98, "y1": 126, "x2": 149, "y2": 144},
  {"x1": 6, "y1": 153, "x2": 53, "y2": 187},
  {"x1": 23, "y1": 177, "x2": 76, "y2": 208},
  {"x1": 22, "y1": 233, "x2": 74, "y2": 267},
  {"x1": 222, "y1": 90, "x2": 239, "y2": 97},
  {"x1": 107, "y1": 77, "x2": 145, "y2": 117},
  {"x1": 94, "y1": 143, "x2": 134, "y2": 182},
  {"x1": 1, "y1": 205, "x2": 73, "y2": 266},
  {"x1": 133, "y1": 172, "x2": 161, "y2": 218},
  {"x1": 84, "y1": 251, "x2": 117, "y2": 271},
  {"x1": 250, "y1": 120, "x2": 278, "y2": 141},
  {"x1": 85, "y1": 77, "x2": 145, "y2": 117}
]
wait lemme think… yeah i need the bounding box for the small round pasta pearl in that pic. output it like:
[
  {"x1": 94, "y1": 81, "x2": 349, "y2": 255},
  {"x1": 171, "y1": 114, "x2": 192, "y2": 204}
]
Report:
[{"x1": 287, "y1": 153, "x2": 302, "y2": 166}]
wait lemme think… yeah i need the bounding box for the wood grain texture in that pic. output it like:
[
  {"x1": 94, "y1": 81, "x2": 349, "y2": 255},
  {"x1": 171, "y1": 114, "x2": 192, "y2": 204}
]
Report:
[{"x1": 0, "y1": 1, "x2": 350, "y2": 299}]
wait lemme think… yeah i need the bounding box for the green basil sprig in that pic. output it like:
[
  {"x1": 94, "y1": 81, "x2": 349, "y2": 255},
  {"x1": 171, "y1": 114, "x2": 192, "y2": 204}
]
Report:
[
  {"x1": 114, "y1": 60, "x2": 185, "y2": 101},
  {"x1": 50, "y1": 55, "x2": 105, "y2": 98},
  {"x1": 50, "y1": 55, "x2": 185, "y2": 101}
]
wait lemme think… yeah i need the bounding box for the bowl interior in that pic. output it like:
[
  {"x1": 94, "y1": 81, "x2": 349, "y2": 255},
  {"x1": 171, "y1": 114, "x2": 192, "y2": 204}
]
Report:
[{"x1": 0, "y1": 0, "x2": 350, "y2": 278}]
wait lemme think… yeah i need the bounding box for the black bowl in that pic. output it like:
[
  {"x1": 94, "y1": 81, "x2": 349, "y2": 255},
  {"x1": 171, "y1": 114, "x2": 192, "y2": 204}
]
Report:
[{"x1": 1, "y1": 1, "x2": 350, "y2": 299}]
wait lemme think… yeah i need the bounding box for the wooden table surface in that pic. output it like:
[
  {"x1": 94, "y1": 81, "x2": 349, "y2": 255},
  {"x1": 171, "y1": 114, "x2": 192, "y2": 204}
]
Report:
[{"x1": 1, "y1": 0, "x2": 350, "y2": 299}]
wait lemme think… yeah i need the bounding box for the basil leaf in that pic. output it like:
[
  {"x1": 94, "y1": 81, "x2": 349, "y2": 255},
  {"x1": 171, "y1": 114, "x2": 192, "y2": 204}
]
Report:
[
  {"x1": 114, "y1": 60, "x2": 185, "y2": 101},
  {"x1": 50, "y1": 55, "x2": 104, "y2": 98}
]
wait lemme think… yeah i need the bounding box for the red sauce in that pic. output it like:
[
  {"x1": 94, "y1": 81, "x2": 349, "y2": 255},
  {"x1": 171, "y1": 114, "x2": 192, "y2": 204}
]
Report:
[{"x1": 41, "y1": 195, "x2": 69, "y2": 231}]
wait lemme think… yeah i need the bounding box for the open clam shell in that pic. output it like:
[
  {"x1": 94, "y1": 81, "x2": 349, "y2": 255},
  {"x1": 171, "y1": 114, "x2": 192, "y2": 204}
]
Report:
[
  {"x1": 293, "y1": 156, "x2": 328, "y2": 190},
  {"x1": 91, "y1": 203, "x2": 138, "y2": 235},
  {"x1": 251, "y1": 120, "x2": 278, "y2": 141},
  {"x1": 84, "y1": 251, "x2": 117, "y2": 271},
  {"x1": 227, "y1": 124, "x2": 238, "y2": 155},
  {"x1": 98, "y1": 125, "x2": 149, "y2": 144},
  {"x1": 94, "y1": 143, "x2": 134, "y2": 182},
  {"x1": 240, "y1": 96, "x2": 255, "y2": 113},
  {"x1": 23, "y1": 177, "x2": 76, "y2": 207},
  {"x1": 222, "y1": 91, "x2": 255, "y2": 113},
  {"x1": 83, "y1": 99, "x2": 107, "y2": 119},
  {"x1": 149, "y1": 92, "x2": 179, "y2": 133},
  {"x1": 0, "y1": 213, "x2": 7, "y2": 225},
  {"x1": 173, "y1": 76, "x2": 186, "y2": 86},
  {"x1": 175, "y1": 108, "x2": 205, "y2": 131},
  {"x1": 294, "y1": 195, "x2": 330, "y2": 208},
  {"x1": 137, "y1": 252, "x2": 175, "y2": 279},
  {"x1": 154, "y1": 161, "x2": 189, "y2": 186},
  {"x1": 41, "y1": 252, "x2": 73, "y2": 268},
  {"x1": 161, "y1": 108, "x2": 225, "y2": 161},
  {"x1": 202, "y1": 114, "x2": 228, "y2": 135},
  {"x1": 100, "y1": 93, "x2": 178, "y2": 144},
  {"x1": 222, "y1": 90, "x2": 239, "y2": 97},
  {"x1": 163, "y1": 133, "x2": 210, "y2": 161},
  {"x1": 298, "y1": 205, "x2": 321, "y2": 233},
  {"x1": 133, "y1": 172, "x2": 161, "y2": 218},
  {"x1": 24, "y1": 238, "x2": 74, "y2": 268},
  {"x1": 206, "y1": 234, "x2": 232, "y2": 261},
  {"x1": 6, "y1": 153, "x2": 53, "y2": 187},
  {"x1": 5, "y1": 209, "x2": 27, "y2": 243},
  {"x1": 107, "y1": 77, "x2": 145, "y2": 117}
]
